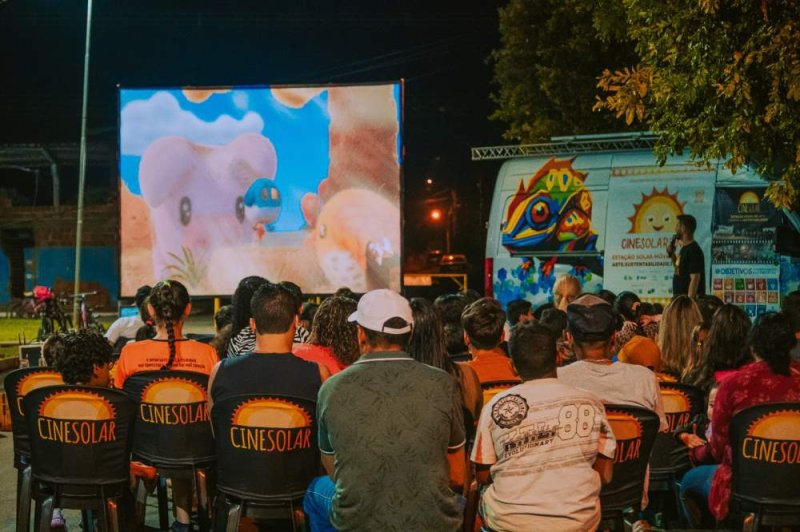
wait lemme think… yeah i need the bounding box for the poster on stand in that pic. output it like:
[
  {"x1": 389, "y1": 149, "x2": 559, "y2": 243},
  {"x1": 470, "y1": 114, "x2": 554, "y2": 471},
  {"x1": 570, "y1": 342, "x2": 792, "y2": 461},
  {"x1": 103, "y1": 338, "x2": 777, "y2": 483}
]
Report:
[
  {"x1": 711, "y1": 187, "x2": 780, "y2": 316},
  {"x1": 603, "y1": 168, "x2": 715, "y2": 302}
]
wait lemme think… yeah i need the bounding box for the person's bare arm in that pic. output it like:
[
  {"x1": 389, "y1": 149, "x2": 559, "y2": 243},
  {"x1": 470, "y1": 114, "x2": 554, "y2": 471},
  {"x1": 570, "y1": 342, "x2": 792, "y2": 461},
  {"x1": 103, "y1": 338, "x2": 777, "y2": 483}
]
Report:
[
  {"x1": 592, "y1": 455, "x2": 614, "y2": 485},
  {"x1": 688, "y1": 273, "x2": 701, "y2": 298},
  {"x1": 447, "y1": 447, "x2": 466, "y2": 490},
  {"x1": 475, "y1": 463, "x2": 492, "y2": 486},
  {"x1": 321, "y1": 453, "x2": 336, "y2": 481}
]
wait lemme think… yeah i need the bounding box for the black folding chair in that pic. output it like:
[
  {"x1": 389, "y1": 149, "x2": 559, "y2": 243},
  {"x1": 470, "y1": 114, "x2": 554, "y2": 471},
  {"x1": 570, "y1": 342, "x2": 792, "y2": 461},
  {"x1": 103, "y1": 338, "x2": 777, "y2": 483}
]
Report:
[
  {"x1": 728, "y1": 402, "x2": 800, "y2": 531},
  {"x1": 600, "y1": 405, "x2": 660, "y2": 531},
  {"x1": 4, "y1": 367, "x2": 64, "y2": 532},
  {"x1": 210, "y1": 393, "x2": 319, "y2": 531},
  {"x1": 122, "y1": 370, "x2": 216, "y2": 531},
  {"x1": 649, "y1": 382, "x2": 705, "y2": 526},
  {"x1": 23, "y1": 385, "x2": 136, "y2": 532},
  {"x1": 479, "y1": 379, "x2": 520, "y2": 407}
]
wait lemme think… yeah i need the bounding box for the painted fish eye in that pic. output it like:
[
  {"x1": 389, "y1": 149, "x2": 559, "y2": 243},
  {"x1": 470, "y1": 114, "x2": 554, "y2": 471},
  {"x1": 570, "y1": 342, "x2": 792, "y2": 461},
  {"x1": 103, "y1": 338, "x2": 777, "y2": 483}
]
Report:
[
  {"x1": 530, "y1": 199, "x2": 550, "y2": 225},
  {"x1": 260, "y1": 187, "x2": 268, "y2": 201},
  {"x1": 235, "y1": 196, "x2": 244, "y2": 223},
  {"x1": 271, "y1": 187, "x2": 280, "y2": 201},
  {"x1": 179, "y1": 196, "x2": 192, "y2": 226}
]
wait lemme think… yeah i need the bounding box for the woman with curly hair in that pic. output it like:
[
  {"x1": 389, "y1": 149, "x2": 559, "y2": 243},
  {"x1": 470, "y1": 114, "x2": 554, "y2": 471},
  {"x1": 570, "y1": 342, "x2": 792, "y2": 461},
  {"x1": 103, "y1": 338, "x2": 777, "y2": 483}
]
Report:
[{"x1": 292, "y1": 296, "x2": 359, "y2": 374}]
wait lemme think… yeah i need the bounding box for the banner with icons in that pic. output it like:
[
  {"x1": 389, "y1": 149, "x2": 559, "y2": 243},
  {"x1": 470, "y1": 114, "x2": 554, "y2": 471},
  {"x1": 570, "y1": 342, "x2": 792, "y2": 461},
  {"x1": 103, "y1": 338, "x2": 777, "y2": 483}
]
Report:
[
  {"x1": 603, "y1": 169, "x2": 715, "y2": 301},
  {"x1": 711, "y1": 187, "x2": 780, "y2": 316}
]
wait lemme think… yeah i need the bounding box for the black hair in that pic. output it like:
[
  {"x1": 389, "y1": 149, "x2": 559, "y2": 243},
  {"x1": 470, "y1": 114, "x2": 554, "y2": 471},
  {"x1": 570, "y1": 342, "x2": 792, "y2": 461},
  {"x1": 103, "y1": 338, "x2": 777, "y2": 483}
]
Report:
[
  {"x1": 279, "y1": 281, "x2": 303, "y2": 312},
  {"x1": 214, "y1": 305, "x2": 233, "y2": 331},
  {"x1": 509, "y1": 321, "x2": 557, "y2": 380},
  {"x1": 408, "y1": 298, "x2": 458, "y2": 375},
  {"x1": 300, "y1": 302, "x2": 319, "y2": 323},
  {"x1": 134, "y1": 285, "x2": 152, "y2": 310},
  {"x1": 334, "y1": 287, "x2": 358, "y2": 301},
  {"x1": 251, "y1": 282, "x2": 297, "y2": 334},
  {"x1": 443, "y1": 323, "x2": 468, "y2": 355},
  {"x1": 461, "y1": 298, "x2": 506, "y2": 350},
  {"x1": 696, "y1": 294, "x2": 724, "y2": 325},
  {"x1": 149, "y1": 280, "x2": 190, "y2": 370},
  {"x1": 678, "y1": 213, "x2": 697, "y2": 235},
  {"x1": 638, "y1": 302, "x2": 655, "y2": 317},
  {"x1": 613, "y1": 291, "x2": 641, "y2": 322},
  {"x1": 686, "y1": 303, "x2": 752, "y2": 391},
  {"x1": 55, "y1": 331, "x2": 112, "y2": 385},
  {"x1": 231, "y1": 276, "x2": 269, "y2": 336},
  {"x1": 41, "y1": 333, "x2": 64, "y2": 366},
  {"x1": 434, "y1": 293, "x2": 469, "y2": 326},
  {"x1": 135, "y1": 324, "x2": 157, "y2": 342},
  {"x1": 533, "y1": 302, "x2": 554, "y2": 321},
  {"x1": 748, "y1": 312, "x2": 797, "y2": 376},
  {"x1": 539, "y1": 308, "x2": 568, "y2": 337},
  {"x1": 652, "y1": 303, "x2": 664, "y2": 314},
  {"x1": 781, "y1": 291, "x2": 800, "y2": 333},
  {"x1": 506, "y1": 299, "x2": 533, "y2": 326},
  {"x1": 595, "y1": 289, "x2": 617, "y2": 306},
  {"x1": 361, "y1": 317, "x2": 412, "y2": 349}
]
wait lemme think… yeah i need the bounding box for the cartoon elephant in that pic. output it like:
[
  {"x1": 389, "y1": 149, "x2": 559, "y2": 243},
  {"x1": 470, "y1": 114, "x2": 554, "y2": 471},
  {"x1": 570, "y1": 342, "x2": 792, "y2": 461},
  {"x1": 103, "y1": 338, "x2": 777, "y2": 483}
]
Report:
[{"x1": 138, "y1": 132, "x2": 277, "y2": 284}]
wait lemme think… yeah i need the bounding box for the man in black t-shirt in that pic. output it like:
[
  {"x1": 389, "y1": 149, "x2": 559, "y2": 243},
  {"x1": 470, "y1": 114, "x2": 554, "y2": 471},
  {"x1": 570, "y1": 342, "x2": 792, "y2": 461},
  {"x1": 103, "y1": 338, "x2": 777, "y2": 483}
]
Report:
[{"x1": 667, "y1": 214, "x2": 706, "y2": 298}]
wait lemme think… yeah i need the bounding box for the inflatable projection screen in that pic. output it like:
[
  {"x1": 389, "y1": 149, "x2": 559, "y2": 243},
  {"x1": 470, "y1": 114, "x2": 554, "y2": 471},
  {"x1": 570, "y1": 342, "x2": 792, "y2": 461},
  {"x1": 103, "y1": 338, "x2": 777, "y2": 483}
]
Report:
[{"x1": 119, "y1": 83, "x2": 403, "y2": 296}]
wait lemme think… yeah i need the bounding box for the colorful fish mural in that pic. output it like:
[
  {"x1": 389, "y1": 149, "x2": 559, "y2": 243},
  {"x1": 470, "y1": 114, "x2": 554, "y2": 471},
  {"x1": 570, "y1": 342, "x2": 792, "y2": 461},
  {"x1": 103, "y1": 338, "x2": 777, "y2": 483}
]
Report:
[{"x1": 502, "y1": 157, "x2": 598, "y2": 253}]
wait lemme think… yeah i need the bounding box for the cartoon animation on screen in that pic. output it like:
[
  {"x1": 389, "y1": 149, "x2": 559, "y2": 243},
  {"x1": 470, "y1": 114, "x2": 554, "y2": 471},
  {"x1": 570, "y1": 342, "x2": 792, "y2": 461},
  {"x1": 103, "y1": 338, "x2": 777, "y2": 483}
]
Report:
[{"x1": 502, "y1": 157, "x2": 598, "y2": 253}]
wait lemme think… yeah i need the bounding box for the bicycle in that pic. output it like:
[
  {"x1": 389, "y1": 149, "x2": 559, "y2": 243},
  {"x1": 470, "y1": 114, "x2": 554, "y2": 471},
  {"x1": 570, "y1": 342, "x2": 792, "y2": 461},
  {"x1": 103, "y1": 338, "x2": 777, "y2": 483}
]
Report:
[
  {"x1": 70, "y1": 291, "x2": 106, "y2": 333},
  {"x1": 34, "y1": 286, "x2": 72, "y2": 341}
]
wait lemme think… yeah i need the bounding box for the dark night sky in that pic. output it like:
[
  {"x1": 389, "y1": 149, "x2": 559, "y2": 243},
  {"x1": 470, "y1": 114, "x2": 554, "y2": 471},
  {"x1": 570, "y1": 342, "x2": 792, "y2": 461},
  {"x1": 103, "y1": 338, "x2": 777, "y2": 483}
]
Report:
[{"x1": 0, "y1": 0, "x2": 506, "y2": 263}]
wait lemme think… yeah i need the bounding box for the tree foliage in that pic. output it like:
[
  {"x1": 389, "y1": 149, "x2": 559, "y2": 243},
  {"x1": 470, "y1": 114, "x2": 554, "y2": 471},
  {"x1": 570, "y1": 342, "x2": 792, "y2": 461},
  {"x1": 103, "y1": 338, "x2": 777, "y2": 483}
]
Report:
[
  {"x1": 491, "y1": 0, "x2": 637, "y2": 142},
  {"x1": 594, "y1": 0, "x2": 800, "y2": 208}
]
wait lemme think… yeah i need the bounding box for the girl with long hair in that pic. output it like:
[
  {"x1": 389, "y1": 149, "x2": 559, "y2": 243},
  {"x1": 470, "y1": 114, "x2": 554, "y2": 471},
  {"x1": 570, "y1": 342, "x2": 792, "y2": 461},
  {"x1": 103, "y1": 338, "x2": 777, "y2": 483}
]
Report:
[
  {"x1": 113, "y1": 280, "x2": 219, "y2": 531},
  {"x1": 683, "y1": 304, "x2": 751, "y2": 390},
  {"x1": 407, "y1": 298, "x2": 483, "y2": 424},
  {"x1": 227, "y1": 275, "x2": 269, "y2": 357},
  {"x1": 657, "y1": 295, "x2": 703, "y2": 376}
]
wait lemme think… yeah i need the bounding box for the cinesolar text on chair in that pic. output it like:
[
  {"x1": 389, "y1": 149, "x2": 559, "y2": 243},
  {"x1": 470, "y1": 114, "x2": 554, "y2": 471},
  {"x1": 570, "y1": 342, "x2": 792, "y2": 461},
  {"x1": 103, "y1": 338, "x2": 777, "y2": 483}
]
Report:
[
  {"x1": 210, "y1": 393, "x2": 319, "y2": 531},
  {"x1": 728, "y1": 402, "x2": 800, "y2": 531},
  {"x1": 649, "y1": 381, "x2": 705, "y2": 527},
  {"x1": 4, "y1": 367, "x2": 64, "y2": 532},
  {"x1": 122, "y1": 370, "x2": 217, "y2": 531},
  {"x1": 600, "y1": 405, "x2": 660, "y2": 532},
  {"x1": 22, "y1": 384, "x2": 137, "y2": 532}
]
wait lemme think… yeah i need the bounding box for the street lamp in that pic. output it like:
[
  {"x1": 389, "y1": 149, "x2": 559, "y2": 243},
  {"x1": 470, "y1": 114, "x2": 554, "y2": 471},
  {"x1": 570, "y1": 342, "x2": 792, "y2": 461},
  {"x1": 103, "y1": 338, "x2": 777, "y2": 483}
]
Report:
[
  {"x1": 72, "y1": 0, "x2": 94, "y2": 327},
  {"x1": 429, "y1": 208, "x2": 443, "y2": 222}
]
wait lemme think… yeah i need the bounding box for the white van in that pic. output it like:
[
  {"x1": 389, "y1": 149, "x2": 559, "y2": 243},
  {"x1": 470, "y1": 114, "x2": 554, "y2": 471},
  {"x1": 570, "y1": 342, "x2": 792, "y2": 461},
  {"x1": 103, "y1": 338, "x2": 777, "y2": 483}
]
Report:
[{"x1": 478, "y1": 133, "x2": 793, "y2": 317}]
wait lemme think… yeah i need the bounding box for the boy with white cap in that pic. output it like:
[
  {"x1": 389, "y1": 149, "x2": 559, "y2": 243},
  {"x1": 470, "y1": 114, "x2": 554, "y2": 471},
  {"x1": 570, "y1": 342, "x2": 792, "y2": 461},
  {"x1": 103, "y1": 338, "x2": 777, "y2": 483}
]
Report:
[{"x1": 304, "y1": 289, "x2": 466, "y2": 532}]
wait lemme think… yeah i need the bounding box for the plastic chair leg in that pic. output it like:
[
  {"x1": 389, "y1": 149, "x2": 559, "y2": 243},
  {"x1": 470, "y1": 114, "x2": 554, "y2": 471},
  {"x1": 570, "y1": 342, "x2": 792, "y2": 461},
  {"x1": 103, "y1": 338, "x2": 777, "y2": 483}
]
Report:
[
  {"x1": 134, "y1": 478, "x2": 148, "y2": 525},
  {"x1": 224, "y1": 500, "x2": 241, "y2": 532},
  {"x1": 16, "y1": 464, "x2": 32, "y2": 532},
  {"x1": 37, "y1": 496, "x2": 54, "y2": 532},
  {"x1": 157, "y1": 477, "x2": 170, "y2": 530}
]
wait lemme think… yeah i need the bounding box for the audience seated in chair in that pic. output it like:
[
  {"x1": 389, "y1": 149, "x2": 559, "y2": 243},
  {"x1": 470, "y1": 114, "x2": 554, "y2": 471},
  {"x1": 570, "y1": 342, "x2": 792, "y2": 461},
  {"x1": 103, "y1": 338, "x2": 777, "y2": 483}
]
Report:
[
  {"x1": 462, "y1": 298, "x2": 520, "y2": 385},
  {"x1": 471, "y1": 321, "x2": 615, "y2": 530},
  {"x1": 304, "y1": 289, "x2": 466, "y2": 531}
]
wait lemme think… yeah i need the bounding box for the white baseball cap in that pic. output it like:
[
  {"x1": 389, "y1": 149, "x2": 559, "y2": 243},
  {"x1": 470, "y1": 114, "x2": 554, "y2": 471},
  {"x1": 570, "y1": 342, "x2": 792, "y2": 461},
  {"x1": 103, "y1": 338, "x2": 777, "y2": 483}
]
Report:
[{"x1": 347, "y1": 289, "x2": 413, "y2": 334}]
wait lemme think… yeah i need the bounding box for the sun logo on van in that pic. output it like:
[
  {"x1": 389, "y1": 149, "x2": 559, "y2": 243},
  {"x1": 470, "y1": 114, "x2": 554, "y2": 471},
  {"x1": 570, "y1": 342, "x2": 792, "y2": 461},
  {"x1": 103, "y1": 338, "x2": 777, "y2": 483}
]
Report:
[
  {"x1": 231, "y1": 398, "x2": 312, "y2": 428},
  {"x1": 502, "y1": 157, "x2": 597, "y2": 253},
  {"x1": 628, "y1": 187, "x2": 684, "y2": 233}
]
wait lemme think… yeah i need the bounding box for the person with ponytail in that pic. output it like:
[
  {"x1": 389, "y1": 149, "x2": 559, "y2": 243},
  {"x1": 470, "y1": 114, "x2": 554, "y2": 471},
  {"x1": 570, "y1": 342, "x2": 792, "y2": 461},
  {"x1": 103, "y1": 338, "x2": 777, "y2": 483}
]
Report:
[
  {"x1": 113, "y1": 280, "x2": 218, "y2": 531},
  {"x1": 113, "y1": 280, "x2": 219, "y2": 386},
  {"x1": 681, "y1": 312, "x2": 800, "y2": 524}
]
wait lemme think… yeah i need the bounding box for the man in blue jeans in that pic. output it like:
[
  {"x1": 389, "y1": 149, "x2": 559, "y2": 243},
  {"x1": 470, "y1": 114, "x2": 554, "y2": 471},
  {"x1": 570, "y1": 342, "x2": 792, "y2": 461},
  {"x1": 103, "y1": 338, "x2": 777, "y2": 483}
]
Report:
[{"x1": 304, "y1": 289, "x2": 466, "y2": 531}]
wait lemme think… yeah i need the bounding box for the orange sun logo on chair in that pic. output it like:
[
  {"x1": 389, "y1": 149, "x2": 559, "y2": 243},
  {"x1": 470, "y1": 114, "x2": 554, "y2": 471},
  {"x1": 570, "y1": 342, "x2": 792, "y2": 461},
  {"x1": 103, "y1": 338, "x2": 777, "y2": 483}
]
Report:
[
  {"x1": 628, "y1": 187, "x2": 685, "y2": 233},
  {"x1": 15, "y1": 370, "x2": 63, "y2": 415},
  {"x1": 661, "y1": 388, "x2": 692, "y2": 431},
  {"x1": 141, "y1": 378, "x2": 206, "y2": 404},
  {"x1": 607, "y1": 410, "x2": 643, "y2": 464},
  {"x1": 742, "y1": 410, "x2": 800, "y2": 464},
  {"x1": 37, "y1": 390, "x2": 117, "y2": 444},
  {"x1": 232, "y1": 398, "x2": 311, "y2": 428},
  {"x1": 229, "y1": 398, "x2": 313, "y2": 452}
]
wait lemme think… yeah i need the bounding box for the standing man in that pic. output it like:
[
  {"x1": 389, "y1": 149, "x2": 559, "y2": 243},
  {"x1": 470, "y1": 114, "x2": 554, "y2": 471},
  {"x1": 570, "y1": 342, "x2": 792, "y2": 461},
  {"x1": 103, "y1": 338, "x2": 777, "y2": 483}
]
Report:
[
  {"x1": 304, "y1": 289, "x2": 466, "y2": 531},
  {"x1": 667, "y1": 214, "x2": 705, "y2": 298}
]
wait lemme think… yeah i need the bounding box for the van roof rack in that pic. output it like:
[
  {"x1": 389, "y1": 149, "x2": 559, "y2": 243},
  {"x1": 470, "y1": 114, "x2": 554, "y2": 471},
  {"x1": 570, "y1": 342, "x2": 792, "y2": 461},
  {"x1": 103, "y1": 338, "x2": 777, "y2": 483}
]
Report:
[{"x1": 470, "y1": 132, "x2": 658, "y2": 161}]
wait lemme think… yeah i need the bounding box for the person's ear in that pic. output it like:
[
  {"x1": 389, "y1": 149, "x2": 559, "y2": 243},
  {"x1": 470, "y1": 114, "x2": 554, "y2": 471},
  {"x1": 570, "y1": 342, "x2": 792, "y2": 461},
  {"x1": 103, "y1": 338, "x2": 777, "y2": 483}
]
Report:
[
  {"x1": 249, "y1": 317, "x2": 257, "y2": 332},
  {"x1": 463, "y1": 332, "x2": 471, "y2": 348},
  {"x1": 499, "y1": 329, "x2": 505, "y2": 343},
  {"x1": 147, "y1": 303, "x2": 156, "y2": 320},
  {"x1": 184, "y1": 303, "x2": 192, "y2": 318}
]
